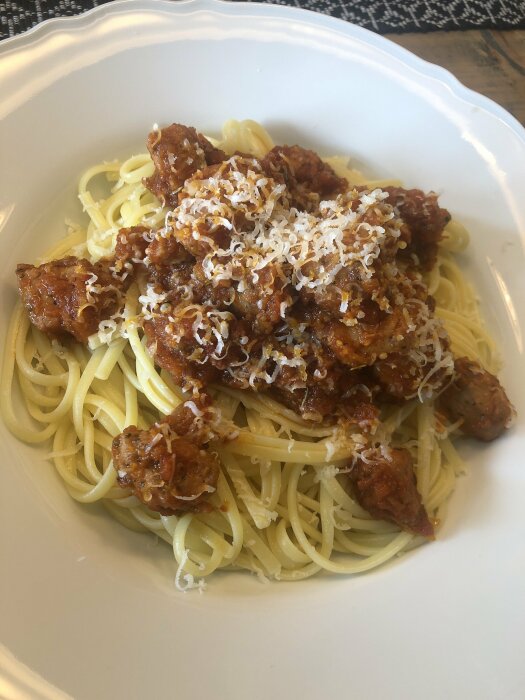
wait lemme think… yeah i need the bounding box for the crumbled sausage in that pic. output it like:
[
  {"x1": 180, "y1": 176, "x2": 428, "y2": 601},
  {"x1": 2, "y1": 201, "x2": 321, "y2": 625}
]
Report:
[
  {"x1": 347, "y1": 447, "x2": 434, "y2": 537},
  {"x1": 146, "y1": 234, "x2": 190, "y2": 267},
  {"x1": 112, "y1": 422, "x2": 220, "y2": 515},
  {"x1": 439, "y1": 357, "x2": 514, "y2": 441},
  {"x1": 263, "y1": 144, "x2": 347, "y2": 207},
  {"x1": 384, "y1": 187, "x2": 451, "y2": 269},
  {"x1": 307, "y1": 305, "x2": 412, "y2": 368},
  {"x1": 16, "y1": 256, "x2": 125, "y2": 343},
  {"x1": 144, "y1": 123, "x2": 226, "y2": 207},
  {"x1": 192, "y1": 261, "x2": 290, "y2": 337},
  {"x1": 114, "y1": 226, "x2": 150, "y2": 266},
  {"x1": 143, "y1": 316, "x2": 220, "y2": 392}
]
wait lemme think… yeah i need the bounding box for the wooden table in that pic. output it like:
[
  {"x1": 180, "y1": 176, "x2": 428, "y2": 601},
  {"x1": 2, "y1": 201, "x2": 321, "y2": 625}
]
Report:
[{"x1": 388, "y1": 30, "x2": 525, "y2": 125}]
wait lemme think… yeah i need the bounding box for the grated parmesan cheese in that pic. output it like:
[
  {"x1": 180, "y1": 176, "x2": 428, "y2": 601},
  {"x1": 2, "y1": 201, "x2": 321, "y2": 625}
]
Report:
[
  {"x1": 138, "y1": 284, "x2": 168, "y2": 320},
  {"x1": 314, "y1": 464, "x2": 340, "y2": 482},
  {"x1": 174, "y1": 550, "x2": 207, "y2": 593},
  {"x1": 158, "y1": 157, "x2": 404, "y2": 304}
]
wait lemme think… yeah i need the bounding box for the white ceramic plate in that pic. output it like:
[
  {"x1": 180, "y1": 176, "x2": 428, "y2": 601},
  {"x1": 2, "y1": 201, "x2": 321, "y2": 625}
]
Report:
[{"x1": 1, "y1": 2, "x2": 524, "y2": 698}]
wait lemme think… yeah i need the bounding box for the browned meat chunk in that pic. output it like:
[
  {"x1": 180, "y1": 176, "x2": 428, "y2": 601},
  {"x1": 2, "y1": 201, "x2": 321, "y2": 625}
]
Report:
[
  {"x1": 144, "y1": 123, "x2": 226, "y2": 207},
  {"x1": 439, "y1": 357, "x2": 514, "y2": 441},
  {"x1": 373, "y1": 352, "x2": 425, "y2": 399},
  {"x1": 270, "y1": 385, "x2": 339, "y2": 423},
  {"x1": 170, "y1": 219, "x2": 233, "y2": 260},
  {"x1": 143, "y1": 317, "x2": 219, "y2": 392},
  {"x1": 268, "y1": 342, "x2": 379, "y2": 424},
  {"x1": 164, "y1": 399, "x2": 214, "y2": 442},
  {"x1": 309, "y1": 305, "x2": 411, "y2": 368},
  {"x1": 271, "y1": 383, "x2": 379, "y2": 429},
  {"x1": 114, "y1": 226, "x2": 150, "y2": 266},
  {"x1": 263, "y1": 145, "x2": 346, "y2": 198},
  {"x1": 190, "y1": 260, "x2": 289, "y2": 337},
  {"x1": 111, "y1": 226, "x2": 153, "y2": 281},
  {"x1": 16, "y1": 256, "x2": 124, "y2": 343},
  {"x1": 112, "y1": 423, "x2": 220, "y2": 515},
  {"x1": 169, "y1": 156, "x2": 283, "y2": 259},
  {"x1": 339, "y1": 388, "x2": 380, "y2": 432},
  {"x1": 233, "y1": 273, "x2": 289, "y2": 336},
  {"x1": 384, "y1": 187, "x2": 450, "y2": 270},
  {"x1": 146, "y1": 234, "x2": 190, "y2": 267},
  {"x1": 347, "y1": 447, "x2": 433, "y2": 537},
  {"x1": 373, "y1": 329, "x2": 453, "y2": 401}
]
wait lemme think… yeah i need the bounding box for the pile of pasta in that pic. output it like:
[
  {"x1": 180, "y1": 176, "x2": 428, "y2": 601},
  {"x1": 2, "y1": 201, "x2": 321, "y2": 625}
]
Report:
[{"x1": 1, "y1": 120, "x2": 500, "y2": 587}]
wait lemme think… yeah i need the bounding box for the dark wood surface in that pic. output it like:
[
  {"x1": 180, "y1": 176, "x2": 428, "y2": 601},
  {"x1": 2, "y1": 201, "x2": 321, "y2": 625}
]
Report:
[{"x1": 387, "y1": 30, "x2": 525, "y2": 125}]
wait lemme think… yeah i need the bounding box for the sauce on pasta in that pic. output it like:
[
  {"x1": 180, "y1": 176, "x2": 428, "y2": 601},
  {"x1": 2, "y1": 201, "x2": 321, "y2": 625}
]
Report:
[{"x1": 1, "y1": 119, "x2": 514, "y2": 586}]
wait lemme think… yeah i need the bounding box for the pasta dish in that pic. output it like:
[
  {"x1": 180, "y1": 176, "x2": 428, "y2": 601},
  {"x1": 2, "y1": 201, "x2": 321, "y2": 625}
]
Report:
[{"x1": 1, "y1": 120, "x2": 514, "y2": 588}]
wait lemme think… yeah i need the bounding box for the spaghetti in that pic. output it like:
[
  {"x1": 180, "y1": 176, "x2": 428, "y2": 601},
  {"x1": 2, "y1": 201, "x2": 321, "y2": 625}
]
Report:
[{"x1": 0, "y1": 119, "x2": 510, "y2": 586}]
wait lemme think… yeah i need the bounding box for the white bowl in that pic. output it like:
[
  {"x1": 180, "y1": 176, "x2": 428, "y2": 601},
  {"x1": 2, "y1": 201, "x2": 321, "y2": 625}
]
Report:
[{"x1": 1, "y1": 2, "x2": 524, "y2": 698}]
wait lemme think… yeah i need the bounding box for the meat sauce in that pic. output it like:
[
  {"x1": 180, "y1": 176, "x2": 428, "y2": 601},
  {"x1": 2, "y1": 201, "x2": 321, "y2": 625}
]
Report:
[
  {"x1": 439, "y1": 357, "x2": 514, "y2": 441},
  {"x1": 16, "y1": 122, "x2": 514, "y2": 529},
  {"x1": 16, "y1": 257, "x2": 126, "y2": 343},
  {"x1": 347, "y1": 447, "x2": 434, "y2": 537},
  {"x1": 112, "y1": 402, "x2": 221, "y2": 515}
]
